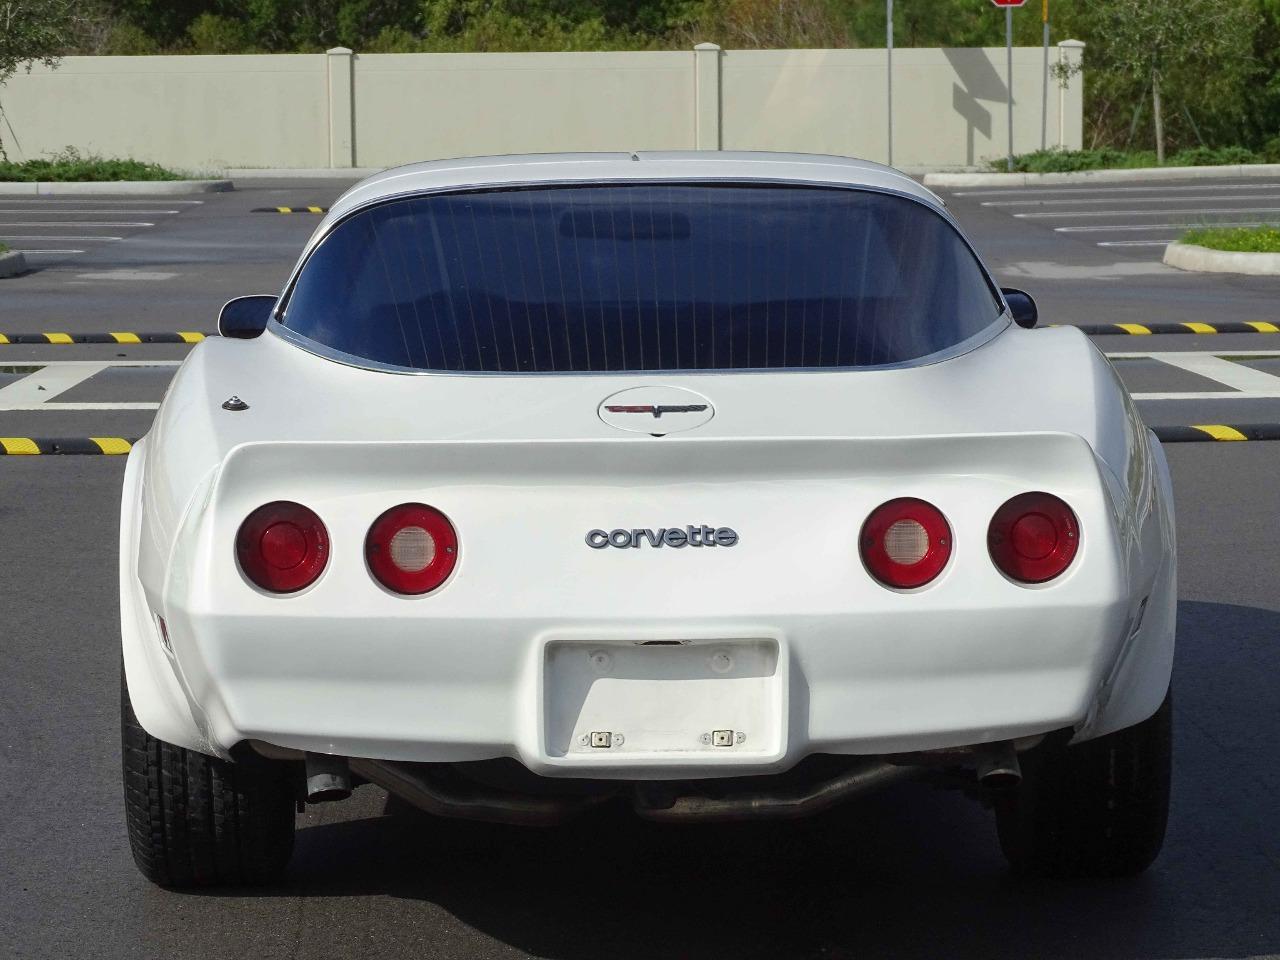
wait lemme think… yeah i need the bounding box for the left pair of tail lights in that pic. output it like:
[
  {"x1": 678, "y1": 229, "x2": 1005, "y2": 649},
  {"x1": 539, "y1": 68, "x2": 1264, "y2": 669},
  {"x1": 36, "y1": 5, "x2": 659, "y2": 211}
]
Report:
[{"x1": 235, "y1": 502, "x2": 458, "y2": 595}]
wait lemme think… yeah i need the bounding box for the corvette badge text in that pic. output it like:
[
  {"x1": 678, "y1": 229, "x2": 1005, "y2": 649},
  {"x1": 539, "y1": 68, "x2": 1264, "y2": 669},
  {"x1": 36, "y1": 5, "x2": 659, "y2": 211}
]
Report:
[{"x1": 586, "y1": 526, "x2": 739, "y2": 549}]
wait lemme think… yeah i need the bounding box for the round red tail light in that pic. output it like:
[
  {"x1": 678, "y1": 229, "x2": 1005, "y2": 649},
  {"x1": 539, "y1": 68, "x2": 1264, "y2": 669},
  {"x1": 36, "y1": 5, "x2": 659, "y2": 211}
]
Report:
[
  {"x1": 860, "y1": 498, "x2": 952, "y2": 589},
  {"x1": 236, "y1": 501, "x2": 329, "y2": 593},
  {"x1": 988, "y1": 492, "x2": 1079, "y2": 584},
  {"x1": 366, "y1": 504, "x2": 458, "y2": 595}
]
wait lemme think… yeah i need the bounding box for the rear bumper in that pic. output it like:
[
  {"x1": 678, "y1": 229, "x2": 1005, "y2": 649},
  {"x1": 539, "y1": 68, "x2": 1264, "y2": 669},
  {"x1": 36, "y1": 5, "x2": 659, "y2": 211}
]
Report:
[{"x1": 162, "y1": 599, "x2": 1130, "y2": 778}]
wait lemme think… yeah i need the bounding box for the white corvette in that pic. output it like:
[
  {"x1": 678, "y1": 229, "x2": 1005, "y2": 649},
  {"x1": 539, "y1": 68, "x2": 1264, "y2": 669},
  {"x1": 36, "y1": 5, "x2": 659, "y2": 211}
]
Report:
[{"x1": 120, "y1": 152, "x2": 1175, "y2": 887}]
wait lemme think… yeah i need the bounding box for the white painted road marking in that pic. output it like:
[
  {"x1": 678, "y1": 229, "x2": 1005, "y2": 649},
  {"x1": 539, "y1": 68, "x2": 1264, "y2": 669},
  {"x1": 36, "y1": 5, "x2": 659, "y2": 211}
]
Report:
[
  {"x1": 0, "y1": 234, "x2": 122, "y2": 241},
  {"x1": 1003, "y1": 261, "x2": 1176, "y2": 279},
  {"x1": 1096, "y1": 240, "x2": 1177, "y2": 248},
  {"x1": 985, "y1": 195, "x2": 1280, "y2": 207},
  {"x1": 0, "y1": 221, "x2": 154, "y2": 227},
  {"x1": 0, "y1": 402, "x2": 160, "y2": 411},
  {"x1": 0, "y1": 363, "x2": 108, "y2": 408},
  {"x1": 955, "y1": 183, "x2": 1280, "y2": 197},
  {"x1": 0, "y1": 199, "x2": 203, "y2": 204},
  {"x1": 1144, "y1": 353, "x2": 1280, "y2": 394},
  {"x1": 1130, "y1": 391, "x2": 1280, "y2": 401},
  {"x1": 0, "y1": 208, "x2": 179, "y2": 215},
  {"x1": 1056, "y1": 222, "x2": 1271, "y2": 233},
  {"x1": 74, "y1": 270, "x2": 177, "y2": 281},
  {"x1": 1018, "y1": 208, "x2": 1280, "y2": 219}
]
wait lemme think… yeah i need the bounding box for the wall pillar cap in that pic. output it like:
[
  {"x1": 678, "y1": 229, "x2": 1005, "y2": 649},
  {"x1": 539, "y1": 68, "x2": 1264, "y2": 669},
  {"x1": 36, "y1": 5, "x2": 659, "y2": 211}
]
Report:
[
  {"x1": 1057, "y1": 39, "x2": 1086, "y2": 48},
  {"x1": 693, "y1": 42, "x2": 722, "y2": 51},
  {"x1": 326, "y1": 47, "x2": 353, "y2": 55}
]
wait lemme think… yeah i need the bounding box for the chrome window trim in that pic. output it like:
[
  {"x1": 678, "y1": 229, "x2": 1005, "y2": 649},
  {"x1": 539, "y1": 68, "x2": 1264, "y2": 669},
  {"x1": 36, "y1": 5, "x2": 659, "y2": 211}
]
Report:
[{"x1": 267, "y1": 177, "x2": 1010, "y2": 377}]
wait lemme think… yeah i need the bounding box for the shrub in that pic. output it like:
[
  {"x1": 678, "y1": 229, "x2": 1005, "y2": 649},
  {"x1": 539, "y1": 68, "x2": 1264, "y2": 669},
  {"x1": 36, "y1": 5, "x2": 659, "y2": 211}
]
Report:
[
  {"x1": 1167, "y1": 145, "x2": 1261, "y2": 166},
  {"x1": 1181, "y1": 226, "x2": 1280, "y2": 253},
  {"x1": 993, "y1": 146, "x2": 1268, "y2": 172},
  {"x1": 0, "y1": 147, "x2": 184, "y2": 181}
]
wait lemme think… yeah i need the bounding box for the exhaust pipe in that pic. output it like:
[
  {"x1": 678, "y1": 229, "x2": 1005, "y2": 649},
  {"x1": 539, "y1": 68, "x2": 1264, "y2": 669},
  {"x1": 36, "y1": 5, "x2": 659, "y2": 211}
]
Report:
[
  {"x1": 976, "y1": 742, "x2": 1021, "y2": 790},
  {"x1": 632, "y1": 761, "x2": 917, "y2": 822},
  {"x1": 305, "y1": 753, "x2": 352, "y2": 802}
]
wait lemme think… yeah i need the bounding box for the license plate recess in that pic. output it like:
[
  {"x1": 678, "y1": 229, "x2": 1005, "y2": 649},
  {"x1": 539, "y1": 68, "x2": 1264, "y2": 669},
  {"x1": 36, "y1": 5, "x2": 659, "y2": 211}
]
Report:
[{"x1": 542, "y1": 639, "x2": 781, "y2": 759}]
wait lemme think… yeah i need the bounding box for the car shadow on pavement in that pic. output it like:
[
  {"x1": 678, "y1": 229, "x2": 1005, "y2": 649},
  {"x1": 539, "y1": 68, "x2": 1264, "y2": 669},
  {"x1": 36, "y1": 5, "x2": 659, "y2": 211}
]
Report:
[{"x1": 201, "y1": 600, "x2": 1280, "y2": 960}]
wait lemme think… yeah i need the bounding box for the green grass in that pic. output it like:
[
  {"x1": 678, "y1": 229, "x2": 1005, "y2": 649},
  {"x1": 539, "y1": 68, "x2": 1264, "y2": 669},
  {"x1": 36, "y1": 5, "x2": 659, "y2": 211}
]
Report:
[
  {"x1": 1181, "y1": 225, "x2": 1280, "y2": 253},
  {"x1": 0, "y1": 148, "x2": 185, "y2": 182},
  {"x1": 0, "y1": 242, "x2": 8, "y2": 254},
  {"x1": 990, "y1": 145, "x2": 1269, "y2": 173}
]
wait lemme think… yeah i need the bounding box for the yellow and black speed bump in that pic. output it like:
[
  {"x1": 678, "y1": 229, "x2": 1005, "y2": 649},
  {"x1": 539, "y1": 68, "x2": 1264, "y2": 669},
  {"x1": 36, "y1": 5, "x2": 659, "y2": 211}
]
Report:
[
  {"x1": 1151, "y1": 424, "x2": 1280, "y2": 443},
  {"x1": 0, "y1": 437, "x2": 133, "y2": 455},
  {"x1": 0, "y1": 332, "x2": 207, "y2": 344},
  {"x1": 1072, "y1": 321, "x2": 1280, "y2": 336},
  {"x1": 252, "y1": 206, "x2": 328, "y2": 214}
]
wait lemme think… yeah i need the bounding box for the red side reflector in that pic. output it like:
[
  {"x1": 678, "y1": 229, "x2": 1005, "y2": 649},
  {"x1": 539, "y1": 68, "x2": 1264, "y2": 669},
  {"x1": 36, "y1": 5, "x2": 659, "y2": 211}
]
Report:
[
  {"x1": 235, "y1": 501, "x2": 329, "y2": 593},
  {"x1": 366, "y1": 503, "x2": 458, "y2": 595},
  {"x1": 860, "y1": 498, "x2": 952, "y2": 589},
  {"x1": 988, "y1": 492, "x2": 1079, "y2": 584}
]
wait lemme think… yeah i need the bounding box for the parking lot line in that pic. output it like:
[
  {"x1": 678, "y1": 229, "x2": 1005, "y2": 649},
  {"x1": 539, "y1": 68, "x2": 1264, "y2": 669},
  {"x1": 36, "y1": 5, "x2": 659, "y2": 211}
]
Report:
[
  {"x1": 955, "y1": 183, "x2": 1280, "y2": 197},
  {"x1": 984, "y1": 195, "x2": 1280, "y2": 207},
  {"x1": 0, "y1": 199, "x2": 204, "y2": 205},
  {"x1": 0, "y1": 208, "x2": 179, "y2": 215},
  {"x1": 0, "y1": 220, "x2": 155, "y2": 227},
  {"x1": 1149, "y1": 353, "x2": 1280, "y2": 394},
  {"x1": 0, "y1": 402, "x2": 160, "y2": 411},
  {"x1": 1056, "y1": 222, "x2": 1270, "y2": 233},
  {"x1": 0, "y1": 234, "x2": 122, "y2": 241},
  {"x1": 1018, "y1": 207, "x2": 1280, "y2": 219},
  {"x1": 0, "y1": 363, "x2": 107, "y2": 408}
]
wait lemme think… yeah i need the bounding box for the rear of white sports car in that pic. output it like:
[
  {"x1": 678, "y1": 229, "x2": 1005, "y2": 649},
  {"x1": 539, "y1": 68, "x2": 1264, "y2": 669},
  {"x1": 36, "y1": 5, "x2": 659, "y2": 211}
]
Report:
[{"x1": 119, "y1": 153, "x2": 1175, "y2": 888}]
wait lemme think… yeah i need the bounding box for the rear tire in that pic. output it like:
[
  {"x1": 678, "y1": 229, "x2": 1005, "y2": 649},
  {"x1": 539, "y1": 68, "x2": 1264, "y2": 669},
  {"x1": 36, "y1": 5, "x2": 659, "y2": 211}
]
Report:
[
  {"x1": 996, "y1": 691, "x2": 1171, "y2": 879},
  {"x1": 121, "y1": 665, "x2": 296, "y2": 887}
]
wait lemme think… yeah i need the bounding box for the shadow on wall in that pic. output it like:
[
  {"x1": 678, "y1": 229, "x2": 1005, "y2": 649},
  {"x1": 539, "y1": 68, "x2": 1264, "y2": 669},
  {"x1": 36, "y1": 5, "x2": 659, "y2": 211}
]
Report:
[
  {"x1": 183, "y1": 599, "x2": 1279, "y2": 960},
  {"x1": 944, "y1": 47, "x2": 1009, "y2": 166}
]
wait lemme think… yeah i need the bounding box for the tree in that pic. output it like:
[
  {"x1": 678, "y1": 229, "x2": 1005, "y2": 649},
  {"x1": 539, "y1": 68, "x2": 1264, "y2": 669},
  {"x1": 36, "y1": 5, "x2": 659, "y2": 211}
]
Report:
[
  {"x1": 0, "y1": 0, "x2": 80, "y2": 156},
  {"x1": 1056, "y1": 0, "x2": 1258, "y2": 162}
]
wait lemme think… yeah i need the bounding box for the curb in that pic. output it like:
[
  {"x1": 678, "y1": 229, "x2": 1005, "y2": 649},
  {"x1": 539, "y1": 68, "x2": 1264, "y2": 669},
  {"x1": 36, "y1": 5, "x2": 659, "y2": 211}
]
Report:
[
  {"x1": 0, "y1": 180, "x2": 233, "y2": 196},
  {"x1": 0, "y1": 331, "x2": 206, "y2": 344},
  {"x1": 0, "y1": 250, "x2": 28, "y2": 278},
  {"x1": 923, "y1": 164, "x2": 1280, "y2": 188},
  {"x1": 252, "y1": 206, "x2": 328, "y2": 214},
  {"x1": 1152, "y1": 424, "x2": 1280, "y2": 443},
  {"x1": 0, "y1": 437, "x2": 133, "y2": 455},
  {"x1": 227, "y1": 168, "x2": 382, "y2": 179},
  {"x1": 1162, "y1": 241, "x2": 1280, "y2": 276}
]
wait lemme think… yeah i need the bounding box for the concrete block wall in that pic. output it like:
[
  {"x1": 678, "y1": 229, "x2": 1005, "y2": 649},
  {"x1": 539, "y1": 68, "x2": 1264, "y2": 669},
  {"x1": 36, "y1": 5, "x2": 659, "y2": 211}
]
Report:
[{"x1": 0, "y1": 43, "x2": 1084, "y2": 171}]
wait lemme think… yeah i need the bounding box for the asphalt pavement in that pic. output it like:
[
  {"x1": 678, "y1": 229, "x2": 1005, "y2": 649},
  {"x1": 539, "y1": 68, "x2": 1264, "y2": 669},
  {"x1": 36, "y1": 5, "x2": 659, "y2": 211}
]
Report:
[{"x1": 2, "y1": 174, "x2": 1280, "y2": 960}]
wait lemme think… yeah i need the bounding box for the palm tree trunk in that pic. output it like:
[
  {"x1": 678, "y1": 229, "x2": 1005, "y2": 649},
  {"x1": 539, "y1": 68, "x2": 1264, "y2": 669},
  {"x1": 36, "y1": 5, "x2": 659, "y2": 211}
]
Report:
[{"x1": 1152, "y1": 70, "x2": 1165, "y2": 164}]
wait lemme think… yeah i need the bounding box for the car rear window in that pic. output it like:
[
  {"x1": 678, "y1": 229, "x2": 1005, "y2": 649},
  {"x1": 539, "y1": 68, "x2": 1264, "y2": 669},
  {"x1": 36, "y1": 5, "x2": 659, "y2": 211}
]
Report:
[{"x1": 280, "y1": 183, "x2": 1002, "y2": 373}]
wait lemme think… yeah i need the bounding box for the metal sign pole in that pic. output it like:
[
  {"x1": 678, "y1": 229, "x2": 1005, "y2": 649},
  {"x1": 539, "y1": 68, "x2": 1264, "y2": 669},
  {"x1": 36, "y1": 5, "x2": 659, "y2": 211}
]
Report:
[
  {"x1": 1006, "y1": 5, "x2": 1015, "y2": 171},
  {"x1": 887, "y1": 0, "x2": 894, "y2": 167},
  {"x1": 1040, "y1": 0, "x2": 1049, "y2": 151}
]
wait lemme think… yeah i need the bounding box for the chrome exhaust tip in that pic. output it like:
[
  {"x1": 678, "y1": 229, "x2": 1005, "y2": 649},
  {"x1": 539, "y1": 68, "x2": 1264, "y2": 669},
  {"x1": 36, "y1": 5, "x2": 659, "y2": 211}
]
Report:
[
  {"x1": 305, "y1": 752, "x2": 352, "y2": 802},
  {"x1": 976, "y1": 742, "x2": 1022, "y2": 790}
]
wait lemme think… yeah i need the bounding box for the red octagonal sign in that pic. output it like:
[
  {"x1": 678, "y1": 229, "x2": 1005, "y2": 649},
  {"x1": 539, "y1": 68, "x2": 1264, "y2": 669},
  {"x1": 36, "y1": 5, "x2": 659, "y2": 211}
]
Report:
[{"x1": 990, "y1": 0, "x2": 1027, "y2": 5}]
